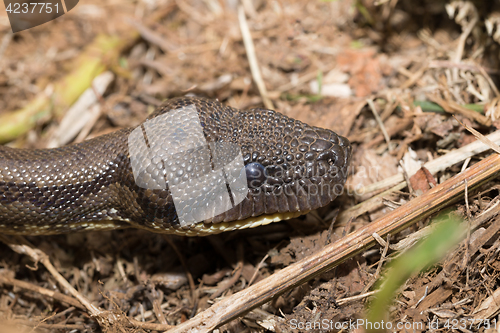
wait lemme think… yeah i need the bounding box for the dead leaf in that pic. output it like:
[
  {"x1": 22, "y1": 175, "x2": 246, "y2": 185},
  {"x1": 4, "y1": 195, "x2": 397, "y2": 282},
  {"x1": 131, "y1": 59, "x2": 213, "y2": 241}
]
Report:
[{"x1": 409, "y1": 167, "x2": 437, "y2": 195}]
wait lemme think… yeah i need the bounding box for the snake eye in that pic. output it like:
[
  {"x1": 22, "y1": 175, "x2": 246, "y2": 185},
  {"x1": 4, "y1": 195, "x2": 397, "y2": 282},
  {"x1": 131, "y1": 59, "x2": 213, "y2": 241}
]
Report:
[{"x1": 244, "y1": 162, "x2": 267, "y2": 189}]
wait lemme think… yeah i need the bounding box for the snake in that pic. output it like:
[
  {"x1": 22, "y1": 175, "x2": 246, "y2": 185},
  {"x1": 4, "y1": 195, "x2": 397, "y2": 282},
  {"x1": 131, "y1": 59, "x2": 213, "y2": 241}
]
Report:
[{"x1": 0, "y1": 97, "x2": 351, "y2": 236}]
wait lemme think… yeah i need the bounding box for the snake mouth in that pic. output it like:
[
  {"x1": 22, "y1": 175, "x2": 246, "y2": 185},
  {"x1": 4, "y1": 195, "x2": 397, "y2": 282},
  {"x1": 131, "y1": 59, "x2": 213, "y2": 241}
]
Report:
[{"x1": 160, "y1": 210, "x2": 308, "y2": 236}]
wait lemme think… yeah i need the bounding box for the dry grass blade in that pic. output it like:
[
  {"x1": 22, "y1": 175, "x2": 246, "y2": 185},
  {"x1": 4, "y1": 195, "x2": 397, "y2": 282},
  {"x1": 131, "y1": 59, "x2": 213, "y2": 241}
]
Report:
[
  {"x1": 454, "y1": 115, "x2": 500, "y2": 154},
  {"x1": 360, "y1": 129, "x2": 500, "y2": 194},
  {"x1": 428, "y1": 60, "x2": 500, "y2": 74},
  {"x1": 472, "y1": 287, "x2": 500, "y2": 319},
  {"x1": 167, "y1": 154, "x2": 500, "y2": 332},
  {"x1": 0, "y1": 275, "x2": 85, "y2": 310},
  {"x1": 238, "y1": 6, "x2": 274, "y2": 110},
  {"x1": 336, "y1": 182, "x2": 406, "y2": 226},
  {"x1": 367, "y1": 98, "x2": 391, "y2": 149},
  {"x1": 127, "y1": 19, "x2": 178, "y2": 53}
]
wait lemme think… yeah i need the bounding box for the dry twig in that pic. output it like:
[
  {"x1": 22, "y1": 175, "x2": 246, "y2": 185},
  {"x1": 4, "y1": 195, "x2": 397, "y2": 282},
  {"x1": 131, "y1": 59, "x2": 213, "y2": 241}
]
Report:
[
  {"x1": 238, "y1": 6, "x2": 274, "y2": 110},
  {"x1": 359, "y1": 129, "x2": 500, "y2": 194}
]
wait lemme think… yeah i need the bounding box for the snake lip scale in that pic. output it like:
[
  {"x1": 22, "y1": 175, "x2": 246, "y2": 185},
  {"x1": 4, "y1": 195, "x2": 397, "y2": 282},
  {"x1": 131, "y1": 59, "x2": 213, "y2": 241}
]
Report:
[{"x1": 0, "y1": 97, "x2": 352, "y2": 236}]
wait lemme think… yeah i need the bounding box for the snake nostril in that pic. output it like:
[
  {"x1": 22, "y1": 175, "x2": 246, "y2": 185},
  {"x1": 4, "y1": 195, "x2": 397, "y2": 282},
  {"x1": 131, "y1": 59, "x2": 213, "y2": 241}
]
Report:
[
  {"x1": 316, "y1": 143, "x2": 346, "y2": 171},
  {"x1": 317, "y1": 151, "x2": 336, "y2": 164}
]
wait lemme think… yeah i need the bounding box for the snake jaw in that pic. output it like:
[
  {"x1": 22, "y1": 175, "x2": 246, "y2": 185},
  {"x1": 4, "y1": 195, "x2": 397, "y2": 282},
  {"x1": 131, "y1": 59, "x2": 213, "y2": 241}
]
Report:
[{"x1": 149, "y1": 210, "x2": 308, "y2": 236}]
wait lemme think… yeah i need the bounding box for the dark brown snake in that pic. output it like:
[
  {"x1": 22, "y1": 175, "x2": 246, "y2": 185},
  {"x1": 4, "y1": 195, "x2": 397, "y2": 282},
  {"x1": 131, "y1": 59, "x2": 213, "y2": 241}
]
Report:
[{"x1": 0, "y1": 97, "x2": 351, "y2": 236}]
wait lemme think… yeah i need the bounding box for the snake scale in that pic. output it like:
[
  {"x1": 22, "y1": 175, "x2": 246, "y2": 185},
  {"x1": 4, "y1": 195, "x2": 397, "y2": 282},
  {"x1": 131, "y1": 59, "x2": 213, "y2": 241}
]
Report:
[{"x1": 0, "y1": 97, "x2": 351, "y2": 236}]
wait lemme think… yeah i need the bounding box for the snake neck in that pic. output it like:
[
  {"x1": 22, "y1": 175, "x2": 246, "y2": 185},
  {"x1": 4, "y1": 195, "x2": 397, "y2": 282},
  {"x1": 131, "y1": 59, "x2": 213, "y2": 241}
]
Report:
[{"x1": 0, "y1": 131, "x2": 132, "y2": 234}]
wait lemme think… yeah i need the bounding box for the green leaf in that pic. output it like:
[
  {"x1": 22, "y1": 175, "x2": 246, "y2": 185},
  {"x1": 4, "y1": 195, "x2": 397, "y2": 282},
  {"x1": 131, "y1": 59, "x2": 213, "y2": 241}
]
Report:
[{"x1": 365, "y1": 213, "x2": 463, "y2": 333}]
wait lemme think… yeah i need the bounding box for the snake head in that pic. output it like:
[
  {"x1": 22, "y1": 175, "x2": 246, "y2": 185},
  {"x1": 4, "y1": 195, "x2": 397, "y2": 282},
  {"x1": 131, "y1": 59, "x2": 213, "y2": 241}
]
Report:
[
  {"x1": 127, "y1": 97, "x2": 352, "y2": 235},
  {"x1": 222, "y1": 104, "x2": 352, "y2": 224}
]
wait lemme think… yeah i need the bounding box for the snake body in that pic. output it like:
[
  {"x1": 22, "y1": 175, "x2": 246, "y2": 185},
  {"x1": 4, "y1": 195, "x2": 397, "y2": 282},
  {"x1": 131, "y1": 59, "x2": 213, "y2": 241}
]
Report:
[{"x1": 0, "y1": 97, "x2": 351, "y2": 236}]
